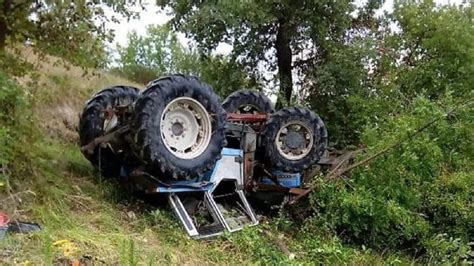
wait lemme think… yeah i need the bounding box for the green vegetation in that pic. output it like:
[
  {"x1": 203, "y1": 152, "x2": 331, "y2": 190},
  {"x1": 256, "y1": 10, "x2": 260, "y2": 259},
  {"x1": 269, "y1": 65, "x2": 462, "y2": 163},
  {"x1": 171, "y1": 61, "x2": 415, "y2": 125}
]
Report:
[
  {"x1": 158, "y1": 0, "x2": 358, "y2": 107},
  {"x1": 0, "y1": 1, "x2": 140, "y2": 69},
  {"x1": 113, "y1": 24, "x2": 259, "y2": 96},
  {"x1": 305, "y1": 97, "x2": 473, "y2": 263},
  {"x1": 0, "y1": 70, "x2": 270, "y2": 264},
  {"x1": 0, "y1": 71, "x2": 36, "y2": 188},
  {"x1": 0, "y1": 137, "x2": 253, "y2": 264},
  {"x1": 0, "y1": 0, "x2": 473, "y2": 264}
]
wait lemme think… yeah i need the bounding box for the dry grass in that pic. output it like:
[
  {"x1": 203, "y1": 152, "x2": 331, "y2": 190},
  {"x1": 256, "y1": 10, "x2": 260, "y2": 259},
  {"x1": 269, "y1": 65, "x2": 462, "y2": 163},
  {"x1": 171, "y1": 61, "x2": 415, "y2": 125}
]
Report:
[{"x1": 18, "y1": 47, "x2": 142, "y2": 143}]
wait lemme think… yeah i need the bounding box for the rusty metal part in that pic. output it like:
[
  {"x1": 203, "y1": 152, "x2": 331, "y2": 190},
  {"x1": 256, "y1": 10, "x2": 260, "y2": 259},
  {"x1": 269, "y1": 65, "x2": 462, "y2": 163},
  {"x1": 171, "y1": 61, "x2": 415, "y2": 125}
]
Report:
[
  {"x1": 318, "y1": 150, "x2": 356, "y2": 168},
  {"x1": 227, "y1": 113, "x2": 269, "y2": 123},
  {"x1": 102, "y1": 107, "x2": 116, "y2": 119},
  {"x1": 252, "y1": 183, "x2": 306, "y2": 196},
  {"x1": 254, "y1": 183, "x2": 289, "y2": 193},
  {"x1": 80, "y1": 126, "x2": 129, "y2": 154},
  {"x1": 288, "y1": 188, "x2": 307, "y2": 195},
  {"x1": 103, "y1": 105, "x2": 133, "y2": 116}
]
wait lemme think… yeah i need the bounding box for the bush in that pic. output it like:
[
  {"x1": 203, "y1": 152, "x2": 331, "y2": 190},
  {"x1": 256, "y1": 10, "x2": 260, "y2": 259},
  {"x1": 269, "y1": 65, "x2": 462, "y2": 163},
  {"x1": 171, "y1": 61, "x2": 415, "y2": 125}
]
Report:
[
  {"x1": 0, "y1": 72, "x2": 37, "y2": 189},
  {"x1": 423, "y1": 171, "x2": 474, "y2": 241},
  {"x1": 304, "y1": 96, "x2": 473, "y2": 263}
]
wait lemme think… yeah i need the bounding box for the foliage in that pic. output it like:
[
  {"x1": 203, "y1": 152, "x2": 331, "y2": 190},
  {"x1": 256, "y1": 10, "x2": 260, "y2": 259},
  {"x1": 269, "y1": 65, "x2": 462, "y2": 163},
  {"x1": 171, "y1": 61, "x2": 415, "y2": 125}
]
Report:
[
  {"x1": 113, "y1": 24, "x2": 190, "y2": 84},
  {"x1": 113, "y1": 24, "x2": 259, "y2": 97},
  {"x1": 0, "y1": 71, "x2": 37, "y2": 189},
  {"x1": 306, "y1": 42, "x2": 369, "y2": 146},
  {"x1": 341, "y1": 1, "x2": 474, "y2": 144},
  {"x1": 0, "y1": 0, "x2": 139, "y2": 69},
  {"x1": 304, "y1": 96, "x2": 473, "y2": 263},
  {"x1": 0, "y1": 53, "x2": 35, "y2": 77},
  {"x1": 392, "y1": 1, "x2": 474, "y2": 99},
  {"x1": 158, "y1": 0, "x2": 366, "y2": 106},
  {"x1": 225, "y1": 227, "x2": 289, "y2": 264}
]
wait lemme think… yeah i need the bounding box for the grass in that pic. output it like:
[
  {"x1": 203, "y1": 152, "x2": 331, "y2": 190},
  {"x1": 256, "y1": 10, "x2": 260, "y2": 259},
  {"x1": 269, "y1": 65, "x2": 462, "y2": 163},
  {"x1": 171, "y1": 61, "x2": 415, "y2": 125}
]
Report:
[
  {"x1": 0, "y1": 139, "x2": 258, "y2": 264},
  {"x1": 0, "y1": 117, "x2": 411, "y2": 265}
]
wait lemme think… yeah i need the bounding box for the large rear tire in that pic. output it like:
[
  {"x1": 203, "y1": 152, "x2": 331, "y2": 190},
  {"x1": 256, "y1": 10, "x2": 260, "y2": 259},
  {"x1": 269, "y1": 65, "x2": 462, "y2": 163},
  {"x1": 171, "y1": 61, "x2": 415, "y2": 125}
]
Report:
[
  {"x1": 78, "y1": 86, "x2": 140, "y2": 178},
  {"x1": 132, "y1": 74, "x2": 226, "y2": 179},
  {"x1": 222, "y1": 90, "x2": 274, "y2": 114},
  {"x1": 262, "y1": 107, "x2": 328, "y2": 172}
]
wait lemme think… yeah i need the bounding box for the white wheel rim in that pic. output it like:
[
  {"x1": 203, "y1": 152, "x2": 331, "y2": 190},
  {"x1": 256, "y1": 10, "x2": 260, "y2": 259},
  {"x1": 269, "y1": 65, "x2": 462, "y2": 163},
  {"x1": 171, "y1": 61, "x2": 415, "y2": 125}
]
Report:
[
  {"x1": 274, "y1": 121, "x2": 314, "y2": 160},
  {"x1": 160, "y1": 97, "x2": 212, "y2": 159}
]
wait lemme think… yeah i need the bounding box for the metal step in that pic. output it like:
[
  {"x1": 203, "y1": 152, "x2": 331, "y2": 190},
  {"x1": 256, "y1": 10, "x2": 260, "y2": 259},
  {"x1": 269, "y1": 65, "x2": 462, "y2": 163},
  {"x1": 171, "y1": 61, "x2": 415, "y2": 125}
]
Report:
[
  {"x1": 168, "y1": 188, "x2": 258, "y2": 239},
  {"x1": 168, "y1": 194, "x2": 199, "y2": 237},
  {"x1": 166, "y1": 148, "x2": 258, "y2": 239}
]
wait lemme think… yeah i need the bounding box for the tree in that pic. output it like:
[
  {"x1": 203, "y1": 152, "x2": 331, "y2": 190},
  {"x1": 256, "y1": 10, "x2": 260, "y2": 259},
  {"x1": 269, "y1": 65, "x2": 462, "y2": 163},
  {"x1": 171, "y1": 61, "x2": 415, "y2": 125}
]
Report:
[
  {"x1": 157, "y1": 0, "x2": 358, "y2": 107},
  {"x1": 346, "y1": 1, "x2": 474, "y2": 137},
  {"x1": 114, "y1": 24, "x2": 258, "y2": 96},
  {"x1": 114, "y1": 24, "x2": 191, "y2": 84},
  {"x1": 0, "y1": 0, "x2": 139, "y2": 68}
]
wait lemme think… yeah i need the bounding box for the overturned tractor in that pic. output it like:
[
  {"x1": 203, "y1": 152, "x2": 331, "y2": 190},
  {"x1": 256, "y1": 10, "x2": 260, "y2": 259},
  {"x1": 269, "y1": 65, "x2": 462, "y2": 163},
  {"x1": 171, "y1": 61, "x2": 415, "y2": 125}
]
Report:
[{"x1": 79, "y1": 74, "x2": 328, "y2": 238}]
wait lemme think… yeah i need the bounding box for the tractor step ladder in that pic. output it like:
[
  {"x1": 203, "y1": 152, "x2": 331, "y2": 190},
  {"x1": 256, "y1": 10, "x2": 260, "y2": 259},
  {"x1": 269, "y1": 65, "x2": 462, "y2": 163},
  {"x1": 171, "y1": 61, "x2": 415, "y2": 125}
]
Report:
[{"x1": 166, "y1": 148, "x2": 258, "y2": 239}]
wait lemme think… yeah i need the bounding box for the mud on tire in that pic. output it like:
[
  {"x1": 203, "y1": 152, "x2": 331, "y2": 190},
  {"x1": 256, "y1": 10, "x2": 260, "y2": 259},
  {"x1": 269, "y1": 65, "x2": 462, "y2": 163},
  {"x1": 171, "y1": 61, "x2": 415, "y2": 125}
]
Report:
[
  {"x1": 262, "y1": 107, "x2": 328, "y2": 172},
  {"x1": 222, "y1": 90, "x2": 274, "y2": 114},
  {"x1": 78, "y1": 86, "x2": 140, "y2": 178},
  {"x1": 132, "y1": 74, "x2": 227, "y2": 179}
]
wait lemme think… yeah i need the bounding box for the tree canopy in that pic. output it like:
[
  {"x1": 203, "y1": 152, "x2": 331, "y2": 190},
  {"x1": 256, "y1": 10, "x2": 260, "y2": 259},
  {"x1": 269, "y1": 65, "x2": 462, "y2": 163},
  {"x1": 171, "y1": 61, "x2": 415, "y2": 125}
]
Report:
[
  {"x1": 0, "y1": 0, "x2": 139, "y2": 68},
  {"x1": 158, "y1": 0, "x2": 370, "y2": 107}
]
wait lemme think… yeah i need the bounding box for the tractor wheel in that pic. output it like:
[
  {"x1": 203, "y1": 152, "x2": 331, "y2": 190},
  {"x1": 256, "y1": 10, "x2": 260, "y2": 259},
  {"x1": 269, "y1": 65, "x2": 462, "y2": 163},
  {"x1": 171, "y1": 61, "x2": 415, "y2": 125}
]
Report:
[
  {"x1": 78, "y1": 86, "x2": 140, "y2": 178},
  {"x1": 222, "y1": 90, "x2": 274, "y2": 114},
  {"x1": 262, "y1": 107, "x2": 328, "y2": 172},
  {"x1": 132, "y1": 74, "x2": 227, "y2": 179}
]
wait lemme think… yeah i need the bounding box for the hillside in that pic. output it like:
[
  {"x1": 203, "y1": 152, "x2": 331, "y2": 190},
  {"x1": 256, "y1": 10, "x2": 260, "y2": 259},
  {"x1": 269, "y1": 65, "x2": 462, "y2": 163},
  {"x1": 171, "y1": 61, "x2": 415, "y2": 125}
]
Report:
[
  {"x1": 0, "y1": 53, "x2": 270, "y2": 264},
  {"x1": 1, "y1": 48, "x2": 472, "y2": 264},
  {"x1": 0, "y1": 52, "x2": 322, "y2": 264},
  {"x1": 0, "y1": 51, "x2": 404, "y2": 265}
]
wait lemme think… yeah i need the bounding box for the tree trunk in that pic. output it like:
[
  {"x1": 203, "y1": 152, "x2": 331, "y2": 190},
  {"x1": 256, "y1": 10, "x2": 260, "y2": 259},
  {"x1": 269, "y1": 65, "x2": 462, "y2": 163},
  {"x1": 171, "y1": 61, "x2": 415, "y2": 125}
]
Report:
[
  {"x1": 0, "y1": 0, "x2": 12, "y2": 51},
  {"x1": 275, "y1": 18, "x2": 293, "y2": 108},
  {"x1": 0, "y1": 23, "x2": 6, "y2": 51}
]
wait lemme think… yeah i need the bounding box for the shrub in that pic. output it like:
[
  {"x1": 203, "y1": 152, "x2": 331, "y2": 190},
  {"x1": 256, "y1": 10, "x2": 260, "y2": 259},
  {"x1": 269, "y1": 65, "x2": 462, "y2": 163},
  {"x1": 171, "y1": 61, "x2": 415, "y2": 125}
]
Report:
[
  {"x1": 305, "y1": 96, "x2": 473, "y2": 263},
  {"x1": 0, "y1": 72, "x2": 37, "y2": 189}
]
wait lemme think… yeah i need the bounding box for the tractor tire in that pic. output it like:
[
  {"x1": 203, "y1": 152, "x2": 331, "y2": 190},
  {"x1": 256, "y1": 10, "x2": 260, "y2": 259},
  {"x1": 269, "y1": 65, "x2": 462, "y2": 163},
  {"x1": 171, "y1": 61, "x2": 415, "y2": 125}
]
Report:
[
  {"x1": 222, "y1": 90, "x2": 274, "y2": 114},
  {"x1": 262, "y1": 107, "x2": 328, "y2": 172},
  {"x1": 132, "y1": 74, "x2": 227, "y2": 179},
  {"x1": 79, "y1": 86, "x2": 140, "y2": 178}
]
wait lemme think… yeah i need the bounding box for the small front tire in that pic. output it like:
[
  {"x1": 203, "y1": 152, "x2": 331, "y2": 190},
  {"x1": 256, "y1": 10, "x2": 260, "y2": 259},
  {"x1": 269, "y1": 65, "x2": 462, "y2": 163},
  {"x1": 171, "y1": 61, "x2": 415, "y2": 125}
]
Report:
[{"x1": 262, "y1": 107, "x2": 328, "y2": 172}]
